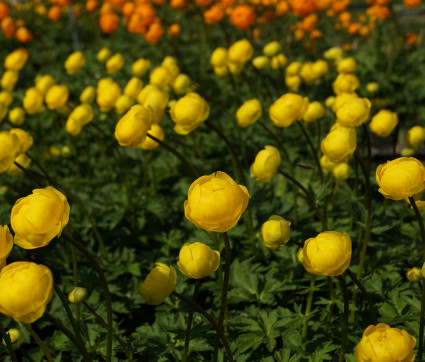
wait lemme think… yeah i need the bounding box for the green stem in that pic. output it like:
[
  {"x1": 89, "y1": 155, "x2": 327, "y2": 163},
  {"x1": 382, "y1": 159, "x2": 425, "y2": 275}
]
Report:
[
  {"x1": 0, "y1": 321, "x2": 19, "y2": 362},
  {"x1": 182, "y1": 280, "x2": 201, "y2": 362},
  {"x1": 13, "y1": 161, "x2": 45, "y2": 187},
  {"x1": 22, "y1": 324, "x2": 54, "y2": 362},
  {"x1": 337, "y1": 275, "x2": 349, "y2": 362},
  {"x1": 63, "y1": 233, "x2": 113, "y2": 362},
  {"x1": 213, "y1": 232, "x2": 231, "y2": 362},
  {"x1": 302, "y1": 275, "x2": 316, "y2": 338},
  {"x1": 173, "y1": 291, "x2": 233, "y2": 362}
]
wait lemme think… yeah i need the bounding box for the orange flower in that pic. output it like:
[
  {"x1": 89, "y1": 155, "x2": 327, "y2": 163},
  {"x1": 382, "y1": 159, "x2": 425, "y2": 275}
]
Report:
[
  {"x1": 204, "y1": 4, "x2": 224, "y2": 24},
  {"x1": 1, "y1": 16, "x2": 15, "y2": 38},
  {"x1": 128, "y1": 13, "x2": 146, "y2": 33},
  {"x1": 276, "y1": 1, "x2": 289, "y2": 15},
  {"x1": 122, "y1": 1, "x2": 135, "y2": 17},
  {"x1": 347, "y1": 22, "x2": 360, "y2": 34},
  {"x1": 290, "y1": 0, "x2": 318, "y2": 16},
  {"x1": 0, "y1": 2, "x2": 9, "y2": 20},
  {"x1": 331, "y1": 0, "x2": 350, "y2": 13},
  {"x1": 134, "y1": 3, "x2": 155, "y2": 27},
  {"x1": 144, "y1": 22, "x2": 163, "y2": 44},
  {"x1": 359, "y1": 25, "x2": 371, "y2": 36},
  {"x1": 406, "y1": 33, "x2": 417, "y2": 45},
  {"x1": 230, "y1": 4, "x2": 256, "y2": 29},
  {"x1": 196, "y1": 0, "x2": 213, "y2": 6},
  {"x1": 168, "y1": 23, "x2": 181, "y2": 36},
  {"x1": 152, "y1": 0, "x2": 167, "y2": 5},
  {"x1": 107, "y1": 0, "x2": 126, "y2": 7},
  {"x1": 310, "y1": 29, "x2": 322, "y2": 39},
  {"x1": 48, "y1": 5, "x2": 62, "y2": 21},
  {"x1": 100, "y1": 2, "x2": 115, "y2": 14},
  {"x1": 170, "y1": 0, "x2": 187, "y2": 9},
  {"x1": 85, "y1": 0, "x2": 98, "y2": 12},
  {"x1": 300, "y1": 13, "x2": 318, "y2": 31},
  {"x1": 366, "y1": 5, "x2": 391, "y2": 19},
  {"x1": 56, "y1": 0, "x2": 72, "y2": 6},
  {"x1": 375, "y1": 0, "x2": 389, "y2": 4},
  {"x1": 99, "y1": 12, "x2": 119, "y2": 33},
  {"x1": 338, "y1": 11, "x2": 351, "y2": 25},
  {"x1": 15, "y1": 27, "x2": 33, "y2": 43},
  {"x1": 221, "y1": 0, "x2": 236, "y2": 7},
  {"x1": 404, "y1": 0, "x2": 421, "y2": 7},
  {"x1": 294, "y1": 28, "x2": 305, "y2": 40}
]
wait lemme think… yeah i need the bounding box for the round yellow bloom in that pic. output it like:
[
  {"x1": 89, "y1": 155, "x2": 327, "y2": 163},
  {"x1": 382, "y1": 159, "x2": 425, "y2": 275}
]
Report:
[
  {"x1": 263, "y1": 41, "x2": 281, "y2": 57},
  {"x1": 252, "y1": 56, "x2": 270, "y2": 70},
  {"x1": 236, "y1": 98, "x2": 262, "y2": 128},
  {"x1": 149, "y1": 66, "x2": 172, "y2": 87},
  {"x1": 68, "y1": 287, "x2": 88, "y2": 304},
  {"x1": 64, "y1": 51, "x2": 86, "y2": 75},
  {"x1": 1, "y1": 70, "x2": 19, "y2": 91},
  {"x1": 376, "y1": 157, "x2": 425, "y2": 200},
  {"x1": 115, "y1": 94, "x2": 134, "y2": 114},
  {"x1": 228, "y1": 39, "x2": 254, "y2": 66},
  {"x1": 184, "y1": 171, "x2": 249, "y2": 233},
  {"x1": 0, "y1": 225, "x2": 13, "y2": 269},
  {"x1": 97, "y1": 47, "x2": 112, "y2": 63},
  {"x1": 299, "y1": 62, "x2": 318, "y2": 83},
  {"x1": 336, "y1": 97, "x2": 371, "y2": 128},
  {"x1": 406, "y1": 267, "x2": 421, "y2": 282},
  {"x1": 369, "y1": 110, "x2": 398, "y2": 138},
  {"x1": 321, "y1": 124, "x2": 357, "y2": 163},
  {"x1": 97, "y1": 79, "x2": 121, "y2": 112},
  {"x1": 0, "y1": 131, "x2": 21, "y2": 174},
  {"x1": 177, "y1": 242, "x2": 220, "y2": 279},
  {"x1": 172, "y1": 74, "x2": 191, "y2": 95},
  {"x1": 23, "y1": 87, "x2": 43, "y2": 115},
  {"x1": 8, "y1": 107, "x2": 25, "y2": 125},
  {"x1": 325, "y1": 96, "x2": 336, "y2": 108},
  {"x1": 228, "y1": 63, "x2": 244, "y2": 75},
  {"x1": 138, "y1": 263, "x2": 176, "y2": 305},
  {"x1": 106, "y1": 53, "x2": 124, "y2": 74},
  {"x1": 11, "y1": 187, "x2": 70, "y2": 249},
  {"x1": 270, "y1": 54, "x2": 287, "y2": 69},
  {"x1": 331, "y1": 92, "x2": 358, "y2": 113},
  {"x1": 250, "y1": 145, "x2": 281, "y2": 182},
  {"x1": 45, "y1": 85, "x2": 69, "y2": 110},
  {"x1": 284, "y1": 75, "x2": 300, "y2": 91},
  {"x1": 406, "y1": 126, "x2": 425, "y2": 150},
  {"x1": 141, "y1": 124, "x2": 164, "y2": 151},
  {"x1": 7, "y1": 153, "x2": 31, "y2": 177},
  {"x1": 132, "y1": 58, "x2": 151, "y2": 76},
  {"x1": 320, "y1": 155, "x2": 338, "y2": 173},
  {"x1": 0, "y1": 91, "x2": 13, "y2": 108},
  {"x1": 269, "y1": 93, "x2": 309, "y2": 127},
  {"x1": 210, "y1": 47, "x2": 228, "y2": 67},
  {"x1": 336, "y1": 57, "x2": 357, "y2": 73},
  {"x1": 9, "y1": 128, "x2": 33, "y2": 154},
  {"x1": 261, "y1": 215, "x2": 291, "y2": 250},
  {"x1": 354, "y1": 323, "x2": 416, "y2": 362},
  {"x1": 303, "y1": 101, "x2": 325, "y2": 123},
  {"x1": 366, "y1": 82, "x2": 379, "y2": 94},
  {"x1": 80, "y1": 86, "x2": 96, "y2": 104},
  {"x1": 0, "y1": 261, "x2": 53, "y2": 323},
  {"x1": 66, "y1": 118, "x2": 83, "y2": 136},
  {"x1": 312, "y1": 59, "x2": 329, "y2": 78},
  {"x1": 213, "y1": 66, "x2": 228, "y2": 77},
  {"x1": 324, "y1": 47, "x2": 343, "y2": 61},
  {"x1": 137, "y1": 84, "x2": 169, "y2": 124},
  {"x1": 35, "y1": 74, "x2": 55, "y2": 96},
  {"x1": 67, "y1": 104, "x2": 94, "y2": 128},
  {"x1": 170, "y1": 93, "x2": 209, "y2": 135},
  {"x1": 332, "y1": 73, "x2": 360, "y2": 95},
  {"x1": 332, "y1": 162, "x2": 351, "y2": 180},
  {"x1": 286, "y1": 61, "x2": 302, "y2": 76},
  {"x1": 2, "y1": 328, "x2": 24, "y2": 350},
  {"x1": 4, "y1": 49, "x2": 28, "y2": 71},
  {"x1": 302, "y1": 231, "x2": 352, "y2": 276},
  {"x1": 114, "y1": 105, "x2": 153, "y2": 148}
]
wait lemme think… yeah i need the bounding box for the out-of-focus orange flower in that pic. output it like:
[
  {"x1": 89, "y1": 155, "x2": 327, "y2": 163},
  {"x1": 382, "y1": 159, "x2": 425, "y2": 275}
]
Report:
[
  {"x1": 290, "y1": 0, "x2": 318, "y2": 16},
  {"x1": 15, "y1": 19, "x2": 25, "y2": 27},
  {"x1": 1, "y1": 17, "x2": 15, "y2": 38},
  {"x1": 221, "y1": 0, "x2": 237, "y2": 7},
  {"x1": 56, "y1": 0, "x2": 72, "y2": 6},
  {"x1": 338, "y1": 11, "x2": 351, "y2": 26},
  {"x1": 404, "y1": 0, "x2": 421, "y2": 7},
  {"x1": 15, "y1": 27, "x2": 33, "y2": 43},
  {"x1": 359, "y1": 25, "x2": 370, "y2": 36},
  {"x1": 316, "y1": 0, "x2": 331, "y2": 9},
  {"x1": 122, "y1": 1, "x2": 135, "y2": 16},
  {"x1": 73, "y1": 5, "x2": 81, "y2": 17},
  {"x1": 229, "y1": 4, "x2": 256, "y2": 29},
  {"x1": 86, "y1": 0, "x2": 98, "y2": 12},
  {"x1": 196, "y1": 0, "x2": 213, "y2": 6},
  {"x1": 342, "y1": 43, "x2": 352, "y2": 51},
  {"x1": 168, "y1": 23, "x2": 181, "y2": 36},
  {"x1": 326, "y1": 8, "x2": 335, "y2": 16},
  {"x1": 100, "y1": 2, "x2": 115, "y2": 14},
  {"x1": 152, "y1": 0, "x2": 167, "y2": 5},
  {"x1": 294, "y1": 28, "x2": 305, "y2": 40},
  {"x1": 0, "y1": 2, "x2": 9, "y2": 20},
  {"x1": 107, "y1": 0, "x2": 126, "y2": 7},
  {"x1": 357, "y1": 13, "x2": 366, "y2": 22},
  {"x1": 310, "y1": 29, "x2": 322, "y2": 39},
  {"x1": 407, "y1": 32, "x2": 418, "y2": 45},
  {"x1": 128, "y1": 13, "x2": 146, "y2": 33},
  {"x1": 347, "y1": 22, "x2": 360, "y2": 34},
  {"x1": 375, "y1": 0, "x2": 389, "y2": 5},
  {"x1": 48, "y1": 5, "x2": 62, "y2": 21},
  {"x1": 331, "y1": 0, "x2": 350, "y2": 13},
  {"x1": 300, "y1": 13, "x2": 318, "y2": 31},
  {"x1": 144, "y1": 21, "x2": 163, "y2": 44},
  {"x1": 100, "y1": 12, "x2": 119, "y2": 33},
  {"x1": 134, "y1": 3, "x2": 155, "y2": 27},
  {"x1": 204, "y1": 4, "x2": 225, "y2": 24},
  {"x1": 258, "y1": 9, "x2": 275, "y2": 23},
  {"x1": 170, "y1": 0, "x2": 187, "y2": 9},
  {"x1": 366, "y1": 5, "x2": 391, "y2": 19},
  {"x1": 276, "y1": 1, "x2": 289, "y2": 15}
]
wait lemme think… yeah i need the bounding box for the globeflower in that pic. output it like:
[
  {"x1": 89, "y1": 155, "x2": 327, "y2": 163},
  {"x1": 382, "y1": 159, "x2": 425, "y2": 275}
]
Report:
[
  {"x1": 140, "y1": 124, "x2": 164, "y2": 151},
  {"x1": 336, "y1": 97, "x2": 371, "y2": 128},
  {"x1": 228, "y1": 39, "x2": 253, "y2": 66},
  {"x1": 236, "y1": 99, "x2": 262, "y2": 127},
  {"x1": 269, "y1": 93, "x2": 308, "y2": 127},
  {"x1": 0, "y1": 131, "x2": 21, "y2": 174},
  {"x1": 321, "y1": 124, "x2": 357, "y2": 163},
  {"x1": 139, "y1": 263, "x2": 176, "y2": 305},
  {"x1": 261, "y1": 215, "x2": 291, "y2": 250},
  {"x1": 45, "y1": 85, "x2": 69, "y2": 110},
  {"x1": 106, "y1": 53, "x2": 124, "y2": 74},
  {"x1": 369, "y1": 110, "x2": 398, "y2": 138},
  {"x1": 406, "y1": 126, "x2": 425, "y2": 150},
  {"x1": 250, "y1": 145, "x2": 281, "y2": 182},
  {"x1": 4, "y1": 48, "x2": 28, "y2": 70},
  {"x1": 303, "y1": 101, "x2": 325, "y2": 123},
  {"x1": 170, "y1": 93, "x2": 209, "y2": 135},
  {"x1": 0, "y1": 225, "x2": 13, "y2": 269},
  {"x1": 23, "y1": 87, "x2": 43, "y2": 115},
  {"x1": 64, "y1": 51, "x2": 86, "y2": 75},
  {"x1": 177, "y1": 242, "x2": 220, "y2": 279}
]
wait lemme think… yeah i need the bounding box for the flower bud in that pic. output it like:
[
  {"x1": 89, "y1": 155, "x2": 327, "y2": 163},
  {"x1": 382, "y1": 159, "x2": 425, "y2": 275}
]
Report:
[
  {"x1": 285, "y1": 75, "x2": 302, "y2": 91},
  {"x1": 2, "y1": 328, "x2": 24, "y2": 350},
  {"x1": 250, "y1": 145, "x2": 281, "y2": 182},
  {"x1": 320, "y1": 155, "x2": 338, "y2": 173},
  {"x1": 0, "y1": 91, "x2": 13, "y2": 107},
  {"x1": 324, "y1": 46, "x2": 343, "y2": 61},
  {"x1": 263, "y1": 41, "x2": 281, "y2": 57},
  {"x1": 269, "y1": 93, "x2": 309, "y2": 127},
  {"x1": 177, "y1": 242, "x2": 220, "y2": 279},
  {"x1": 80, "y1": 86, "x2": 96, "y2": 104},
  {"x1": 299, "y1": 62, "x2": 318, "y2": 83},
  {"x1": 139, "y1": 263, "x2": 176, "y2": 305},
  {"x1": 68, "y1": 287, "x2": 88, "y2": 303},
  {"x1": 141, "y1": 124, "x2": 164, "y2": 150},
  {"x1": 406, "y1": 126, "x2": 425, "y2": 150},
  {"x1": 321, "y1": 124, "x2": 357, "y2": 163},
  {"x1": 97, "y1": 79, "x2": 121, "y2": 112},
  {"x1": 336, "y1": 97, "x2": 371, "y2": 128},
  {"x1": 137, "y1": 84, "x2": 169, "y2": 124},
  {"x1": 45, "y1": 84, "x2": 69, "y2": 110},
  {"x1": 0, "y1": 131, "x2": 21, "y2": 174},
  {"x1": 0, "y1": 225, "x2": 13, "y2": 269},
  {"x1": 132, "y1": 58, "x2": 151, "y2": 76},
  {"x1": 336, "y1": 57, "x2": 357, "y2": 73},
  {"x1": 366, "y1": 82, "x2": 379, "y2": 94},
  {"x1": 228, "y1": 62, "x2": 244, "y2": 75},
  {"x1": 1, "y1": 70, "x2": 18, "y2": 91},
  {"x1": 106, "y1": 53, "x2": 124, "y2": 74},
  {"x1": 236, "y1": 98, "x2": 262, "y2": 128},
  {"x1": 115, "y1": 94, "x2": 134, "y2": 114},
  {"x1": 228, "y1": 39, "x2": 253, "y2": 66},
  {"x1": 369, "y1": 109, "x2": 398, "y2": 138},
  {"x1": 172, "y1": 74, "x2": 191, "y2": 95},
  {"x1": 213, "y1": 66, "x2": 228, "y2": 77},
  {"x1": 8, "y1": 107, "x2": 25, "y2": 125},
  {"x1": 286, "y1": 61, "x2": 302, "y2": 76},
  {"x1": 210, "y1": 47, "x2": 227, "y2": 67},
  {"x1": 325, "y1": 96, "x2": 335, "y2": 108},
  {"x1": 312, "y1": 59, "x2": 329, "y2": 78},
  {"x1": 149, "y1": 66, "x2": 172, "y2": 87},
  {"x1": 296, "y1": 248, "x2": 303, "y2": 263},
  {"x1": 7, "y1": 153, "x2": 31, "y2": 176},
  {"x1": 64, "y1": 51, "x2": 86, "y2": 75},
  {"x1": 68, "y1": 104, "x2": 94, "y2": 127},
  {"x1": 4, "y1": 48, "x2": 28, "y2": 70},
  {"x1": 406, "y1": 267, "x2": 421, "y2": 282},
  {"x1": 9, "y1": 128, "x2": 33, "y2": 154},
  {"x1": 170, "y1": 93, "x2": 209, "y2": 135},
  {"x1": 261, "y1": 215, "x2": 291, "y2": 250},
  {"x1": 401, "y1": 148, "x2": 415, "y2": 157},
  {"x1": 252, "y1": 56, "x2": 269, "y2": 70},
  {"x1": 332, "y1": 162, "x2": 351, "y2": 180},
  {"x1": 270, "y1": 54, "x2": 287, "y2": 69},
  {"x1": 332, "y1": 73, "x2": 360, "y2": 94},
  {"x1": 303, "y1": 101, "x2": 325, "y2": 123},
  {"x1": 23, "y1": 87, "x2": 43, "y2": 114},
  {"x1": 35, "y1": 74, "x2": 55, "y2": 96},
  {"x1": 97, "y1": 47, "x2": 112, "y2": 63}
]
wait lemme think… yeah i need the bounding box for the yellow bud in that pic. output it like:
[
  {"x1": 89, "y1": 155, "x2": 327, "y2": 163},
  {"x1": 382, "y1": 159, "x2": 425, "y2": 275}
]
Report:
[
  {"x1": 35, "y1": 74, "x2": 55, "y2": 96},
  {"x1": 236, "y1": 98, "x2": 262, "y2": 128},
  {"x1": 250, "y1": 145, "x2": 281, "y2": 182},
  {"x1": 124, "y1": 77, "x2": 144, "y2": 100},
  {"x1": 68, "y1": 287, "x2": 88, "y2": 303},
  {"x1": 64, "y1": 51, "x2": 86, "y2": 75},
  {"x1": 336, "y1": 57, "x2": 357, "y2": 73},
  {"x1": 303, "y1": 101, "x2": 325, "y2": 123},
  {"x1": 80, "y1": 86, "x2": 96, "y2": 104},
  {"x1": 115, "y1": 94, "x2": 134, "y2": 114},
  {"x1": 213, "y1": 66, "x2": 228, "y2": 77},
  {"x1": 177, "y1": 242, "x2": 220, "y2": 279},
  {"x1": 269, "y1": 93, "x2": 309, "y2": 127},
  {"x1": 406, "y1": 267, "x2": 421, "y2": 282},
  {"x1": 132, "y1": 58, "x2": 151, "y2": 77},
  {"x1": 286, "y1": 61, "x2": 302, "y2": 76},
  {"x1": 1, "y1": 70, "x2": 19, "y2": 91},
  {"x1": 170, "y1": 93, "x2": 209, "y2": 135},
  {"x1": 45, "y1": 85, "x2": 69, "y2": 110},
  {"x1": 332, "y1": 162, "x2": 351, "y2": 180},
  {"x1": 261, "y1": 215, "x2": 291, "y2": 250},
  {"x1": 263, "y1": 41, "x2": 281, "y2": 57},
  {"x1": 141, "y1": 124, "x2": 164, "y2": 151},
  {"x1": 2, "y1": 329, "x2": 24, "y2": 350},
  {"x1": 252, "y1": 56, "x2": 269, "y2": 70},
  {"x1": 106, "y1": 53, "x2": 125, "y2": 75},
  {"x1": 139, "y1": 263, "x2": 176, "y2": 305},
  {"x1": 285, "y1": 75, "x2": 302, "y2": 91},
  {"x1": 8, "y1": 107, "x2": 25, "y2": 125},
  {"x1": 406, "y1": 126, "x2": 425, "y2": 150},
  {"x1": 270, "y1": 53, "x2": 287, "y2": 69},
  {"x1": 172, "y1": 74, "x2": 191, "y2": 95},
  {"x1": 210, "y1": 47, "x2": 228, "y2": 67},
  {"x1": 97, "y1": 47, "x2": 112, "y2": 63},
  {"x1": 369, "y1": 109, "x2": 398, "y2": 138},
  {"x1": 332, "y1": 73, "x2": 360, "y2": 94},
  {"x1": 228, "y1": 39, "x2": 253, "y2": 66},
  {"x1": 149, "y1": 66, "x2": 172, "y2": 87},
  {"x1": 366, "y1": 82, "x2": 379, "y2": 94},
  {"x1": 321, "y1": 124, "x2": 357, "y2": 163}
]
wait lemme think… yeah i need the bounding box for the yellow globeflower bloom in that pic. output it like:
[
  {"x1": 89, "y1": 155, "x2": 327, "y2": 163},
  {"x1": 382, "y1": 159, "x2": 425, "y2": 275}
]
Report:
[
  {"x1": 64, "y1": 51, "x2": 86, "y2": 75},
  {"x1": 269, "y1": 93, "x2": 308, "y2": 127},
  {"x1": 261, "y1": 215, "x2": 291, "y2": 250},
  {"x1": 177, "y1": 242, "x2": 220, "y2": 279},
  {"x1": 250, "y1": 145, "x2": 281, "y2": 182},
  {"x1": 141, "y1": 124, "x2": 164, "y2": 151},
  {"x1": 369, "y1": 110, "x2": 398, "y2": 138},
  {"x1": 321, "y1": 124, "x2": 357, "y2": 163},
  {"x1": 45, "y1": 85, "x2": 69, "y2": 110},
  {"x1": 8, "y1": 107, "x2": 25, "y2": 125},
  {"x1": 170, "y1": 93, "x2": 209, "y2": 135},
  {"x1": 236, "y1": 98, "x2": 262, "y2": 128},
  {"x1": 132, "y1": 58, "x2": 151, "y2": 76},
  {"x1": 1, "y1": 70, "x2": 19, "y2": 91},
  {"x1": 0, "y1": 131, "x2": 21, "y2": 174},
  {"x1": 303, "y1": 101, "x2": 325, "y2": 123},
  {"x1": 228, "y1": 39, "x2": 253, "y2": 66},
  {"x1": 106, "y1": 53, "x2": 124, "y2": 74},
  {"x1": 336, "y1": 97, "x2": 371, "y2": 128},
  {"x1": 139, "y1": 263, "x2": 176, "y2": 305}
]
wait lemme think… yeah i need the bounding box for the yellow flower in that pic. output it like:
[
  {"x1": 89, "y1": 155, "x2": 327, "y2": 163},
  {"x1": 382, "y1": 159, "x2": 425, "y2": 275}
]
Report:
[
  {"x1": 115, "y1": 94, "x2": 134, "y2": 114},
  {"x1": 106, "y1": 53, "x2": 124, "y2": 74},
  {"x1": 213, "y1": 66, "x2": 228, "y2": 77},
  {"x1": 332, "y1": 73, "x2": 360, "y2": 94},
  {"x1": 336, "y1": 57, "x2": 357, "y2": 73},
  {"x1": 138, "y1": 263, "x2": 176, "y2": 305},
  {"x1": 45, "y1": 85, "x2": 69, "y2": 110},
  {"x1": 332, "y1": 162, "x2": 351, "y2": 180},
  {"x1": 114, "y1": 105, "x2": 153, "y2": 148},
  {"x1": 136, "y1": 84, "x2": 169, "y2": 124},
  {"x1": 303, "y1": 101, "x2": 325, "y2": 123},
  {"x1": 302, "y1": 231, "x2": 352, "y2": 276},
  {"x1": 354, "y1": 323, "x2": 416, "y2": 362},
  {"x1": 80, "y1": 86, "x2": 96, "y2": 104},
  {"x1": 261, "y1": 215, "x2": 291, "y2": 250},
  {"x1": 7, "y1": 153, "x2": 31, "y2": 177},
  {"x1": 331, "y1": 92, "x2": 358, "y2": 113},
  {"x1": 11, "y1": 186, "x2": 70, "y2": 249},
  {"x1": 321, "y1": 124, "x2": 357, "y2": 163},
  {"x1": 35, "y1": 74, "x2": 55, "y2": 96},
  {"x1": 236, "y1": 98, "x2": 262, "y2": 128},
  {"x1": 132, "y1": 58, "x2": 151, "y2": 76},
  {"x1": 312, "y1": 59, "x2": 329, "y2": 78},
  {"x1": 228, "y1": 39, "x2": 254, "y2": 66},
  {"x1": 97, "y1": 47, "x2": 112, "y2": 63},
  {"x1": 0, "y1": 225, "x2": 13, "y2": 269},
  {"x1": 184, "y1": 171, "x2": 249, "y2": 233},
  {"x1": 64, "y1": 51, "x2": 86, "y2": 75},
  {"x1": 270, "y1": 54, "x2": 287, "y2": 69},
  {"x1": 269, "y1": 93, "x2": 309, "y2": 127},
  {"x1": 252, "y1": 56, "x2": 270, "y2": 70},
  {"x1": 149, "y1": 66, "x2": 172, "y2": 88},
  {"x1": 324, "y1": 46, "x2": 343, "y2": 61},
  {"x1": 0, "y1": 131, "x2": 21, "y2": 174},
  {"x1": 177, "y1": 242, "x2": 220, "y2": 279},
  {"x1": 286, "y1": 61, "x2": 302, "y2": 76},
  {"x1": 325, "y1": 96, "x2": 335, "y2": 108},
  {"x1": 336, "y1": 97, "x2": 371, "y2": 128},
  {"x1": 67, "y1": 104, "x2": 94, "y2": 128},
  {"x1": 263, "y1": 41, "x2": 281, "y2": 57},
  {"x1": 406, "y1": 126, "x2": 425, "y2": 150},
  {"x1": 124, "y1": 78, "x2": 143, "y2": 99},
  {"x1": 369, "y1": 110, "x2": 398, "y2": 138},
  {"x1": 0, "y1": 91, "x2": 13, "y2": 107},
  {"x1": 170, "y1": 93, "x2": 209, "y2": 135},
  {"x1": 2, "y1": 328, "x2": 24, "y2": 350},
  {"x1": 228, "y1": 63, "x2": 244, "y2": 75},
  {"x1": 23, "y1": 87, "x2": 44, "y2": 115},
  {"x1": 96, "y1": 79, "x2": 121, "y2": 112},
  {"x1": 172, "y1": 74, "x2": 191, "y2": 95},
  {"x1": 9, "y1": 128, "x2": 33, "y2": 154},
  {"x1": 1, "y1": 70, "x2": 19, "y2": 91},
  {"x1": 320, "y1": 155, "x2": 338, "y2": 173},
  {"x1": 250, "y1": 145, "x2": 281, "y2": 182},
  {"x1": 376, "y1": 157, "x2": 425, "y2": 200},
  {"x1": 285, "y1": 75, "x2": 302, "y2": 91},
  {"x1": 0, "y1": 102, "x2": 6, "y2": 123},
  {"x1": 406, "y1": 267, "x2": 421, "y2": 282},
  {"x1": 66, "y1": 118, "x2": 83, "y2": 136},
  {"x1": 68, "y1": 287, "x2": 88, "y2": 304},
  {"x1": 299, "y1": 62, "x2": 318, "y2": 83},
  {"x1": 210, "y1": 47, "x2": 228, "y2": 67},
  {"x1": 0, "y1": 261, "x2": 53, "y2": 323},
  {"x1": 366, "y1": 82, "x2": 379, "y2": 94},
  {"x1": 4, "y1": 49, "x2": 28, "y2": 71},
  {"x1": 141, "y1": 124, "x2": 164, "y2": 150},
  {"x1": 8, "y1": 107, "x2": 25, "y2": 125}
]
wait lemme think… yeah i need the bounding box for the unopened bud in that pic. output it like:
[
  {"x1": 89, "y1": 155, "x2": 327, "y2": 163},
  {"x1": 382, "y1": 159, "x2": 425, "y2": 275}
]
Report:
[
  {"x1": 296, "y1": 248, "x2": 304, "y2": 264},
  {"x1": 2, "y1": 329, "x2": 24, "y2": 350},
  {"x1": 68, "y1": 287, "x2": 88, "y2": 303},
  {"x1": 406, "y1": 267, "x2": 422, "y2": 282}
]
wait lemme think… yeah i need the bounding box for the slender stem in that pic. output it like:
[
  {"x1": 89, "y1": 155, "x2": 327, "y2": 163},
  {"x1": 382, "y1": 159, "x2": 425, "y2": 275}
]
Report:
[
  {"x1": 22, "y1": 324, "x2": 54, "y2": 362},
  {"x1": 182, "y1": 280, "x2": 201, "y2": 362},
  {"x1": 82, "y1": 302, "x2": 132, "y2": 360},
  {"x1": 146, "y1": 133, "x2": 199, "y2": 179},
  {"x1": 173, "y1": 291, "x2": 233, "y2": 362},
  {"x1": 346, "y1": 269, "x2": 377, "y2": 324},
  {"x1": 302, "y1": 275, "x2": 316, "y2": 338},
  {"x1": 290, "y1": 238, "x2": 304, "y2": 248},
  {"x1": 337, "y1": 275, "x2": 349, "y2": 362},
  {"x1": 44, "y1": 312, "x2": 92, "y2": 361},
  {"x1": 409, "y1": 196, "x2": 425, "y2": 362},
  {"x1": 213, "y1": 232, "x2": 232, "y2": 362},
  {"x1": 63, "y1": 233, "x2": 113, "y2": 362},
  {"x1": 0, "y1": 321, "x2": 19, "y2": 362}
]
